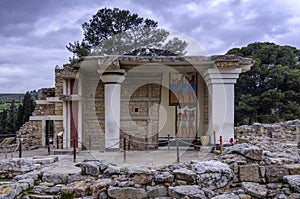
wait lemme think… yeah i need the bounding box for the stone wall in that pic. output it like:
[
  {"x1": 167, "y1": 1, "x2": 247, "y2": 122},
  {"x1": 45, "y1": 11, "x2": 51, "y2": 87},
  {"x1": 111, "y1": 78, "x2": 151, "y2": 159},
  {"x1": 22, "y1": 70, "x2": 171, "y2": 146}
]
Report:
[
  {"x1": 4, "y1": 120, "x2": 300, "y2": 198},
  {"x1": 16, "y1": 121, "x2": 42, "y2": 149},
  {"x1": 17, "y1": 88, "x2": 57, "y2": 149},
  {"x1": 81, "y1": 72, "x2": 162, "y2": 150},
  {"x1": 82, "y1": 77, "x2": 105, "y2": 151},
  {"x1": 121, "y1": 74, "x2": 162, "y2": 149},
  {"x1": 235, "y1": 120, "x2": 300, "y2": 143}
]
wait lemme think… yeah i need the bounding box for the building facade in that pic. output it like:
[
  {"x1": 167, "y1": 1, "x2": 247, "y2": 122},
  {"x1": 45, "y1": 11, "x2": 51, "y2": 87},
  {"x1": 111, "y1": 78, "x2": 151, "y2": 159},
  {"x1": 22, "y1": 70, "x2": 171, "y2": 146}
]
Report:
[{"x1": 24, "y1": 55, "x2": 254, "y2": 151}]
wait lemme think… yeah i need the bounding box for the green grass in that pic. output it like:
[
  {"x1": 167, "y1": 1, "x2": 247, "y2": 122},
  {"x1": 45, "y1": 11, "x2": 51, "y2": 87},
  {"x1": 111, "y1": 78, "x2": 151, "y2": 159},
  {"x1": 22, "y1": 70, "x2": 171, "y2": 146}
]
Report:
[{"x1": 0, "y1": 102, "x2": 21, "y2": 111}]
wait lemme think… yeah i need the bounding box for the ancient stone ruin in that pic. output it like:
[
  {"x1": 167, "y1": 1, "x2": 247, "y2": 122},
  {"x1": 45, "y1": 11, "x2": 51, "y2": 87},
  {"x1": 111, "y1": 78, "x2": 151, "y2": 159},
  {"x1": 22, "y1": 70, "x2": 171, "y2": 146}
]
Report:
[{"x1": 1, "y1": 120, "x2": 300, "y2": 198}]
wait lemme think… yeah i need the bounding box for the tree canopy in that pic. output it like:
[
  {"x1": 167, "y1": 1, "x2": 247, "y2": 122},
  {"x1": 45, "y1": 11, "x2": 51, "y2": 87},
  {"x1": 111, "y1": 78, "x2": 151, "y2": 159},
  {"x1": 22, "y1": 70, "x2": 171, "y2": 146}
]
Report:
[
  {"x1": 66, "y1": 8, "x2": 188, "y2": 62},
  {"x1": 227, "y1": 42, "x2": 300, "y2": 125},
  {"x1": 0, "y1": 92, "x2": 35, "y2": 134}
]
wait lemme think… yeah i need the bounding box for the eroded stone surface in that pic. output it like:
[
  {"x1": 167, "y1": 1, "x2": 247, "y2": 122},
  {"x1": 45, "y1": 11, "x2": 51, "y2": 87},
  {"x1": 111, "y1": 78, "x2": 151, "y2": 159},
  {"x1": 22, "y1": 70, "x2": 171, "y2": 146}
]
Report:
[
  {"x1": 283, "y1": 175, "x2": 300, "y2": 193},
  {"x1": 107, "y1": 187, "x2": 147, "y2": 199},
  {"x1": 242, "y1": 182, "x2": 268, "y2": 198},
  {"x1": 223, "y1": 143, "x2": 263, "y2": 161},
  {"x1": 169, "y1": 185, "x2": 206, "y2": 199},
  {"x1": 173, "y1": 168, "x2": 197, "y2": 184},
  {"x1": 192, "y1": 160, "x2": 233, "y2": 190}
]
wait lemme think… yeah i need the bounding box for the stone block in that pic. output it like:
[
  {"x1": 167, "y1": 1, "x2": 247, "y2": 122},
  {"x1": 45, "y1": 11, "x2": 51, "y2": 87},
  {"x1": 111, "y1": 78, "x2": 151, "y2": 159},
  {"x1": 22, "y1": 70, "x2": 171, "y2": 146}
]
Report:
[
  {"x1": 283, "y1": 175, "x2": 300, "y2": 193},
  {"x1": 192, "y1": 160, "x2": 233, "y2": 190},
  {"x1": 173, "y1": 168, "x2": 197, "y2": 184},
  {"x1": 239, "y1": 164, "x2": 261, "y2": 182},
  {"x1": 147, "y1": 185, "x2": 168, "y2": 198},
  {"x1": 169, "y1": 185, "x2": 206, "y2": 199},
  {"x1": 285, "y1": 164, "x2": 300, "y2": 175},
  {"x1": 154, "y1": 171, "x2": 174, "y2": 183},
  {"x1": 242, "y1": 182, "x2": 267, "y2": 198},
  {"x1": 265, "y1": 165, "x2": 289, "y2": 183},
  {"x1": 107, "y1": 187, "x2": 147, "y2": 199}
]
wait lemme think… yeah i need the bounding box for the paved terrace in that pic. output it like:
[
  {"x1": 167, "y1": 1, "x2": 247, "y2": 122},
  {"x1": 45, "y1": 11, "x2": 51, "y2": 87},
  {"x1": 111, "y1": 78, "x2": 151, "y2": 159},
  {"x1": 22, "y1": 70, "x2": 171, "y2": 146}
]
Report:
[{"x1": 0, "y1": 147, "x2": 216, "y2": 167}]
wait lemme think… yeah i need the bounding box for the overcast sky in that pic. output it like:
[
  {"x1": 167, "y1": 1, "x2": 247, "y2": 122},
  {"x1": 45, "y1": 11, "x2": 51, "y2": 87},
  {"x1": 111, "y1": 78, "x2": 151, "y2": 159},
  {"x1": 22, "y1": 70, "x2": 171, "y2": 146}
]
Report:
[{"x1": 0, "y1": 0, "x2": 299, "y2": 93}]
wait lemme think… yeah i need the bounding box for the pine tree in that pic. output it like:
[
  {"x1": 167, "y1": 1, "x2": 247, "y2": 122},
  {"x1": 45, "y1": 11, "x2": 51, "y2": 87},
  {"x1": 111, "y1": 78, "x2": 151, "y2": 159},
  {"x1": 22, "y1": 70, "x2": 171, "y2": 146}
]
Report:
[
  {"x1": 22, "y1": 92, "x2": 35, "y2": 124},
  {"x1": 227, "y1": 42, "x2": 300, "y2": 125},
  {"x1": 66, "y1": 8, "x2": 187, "y2": 62}
]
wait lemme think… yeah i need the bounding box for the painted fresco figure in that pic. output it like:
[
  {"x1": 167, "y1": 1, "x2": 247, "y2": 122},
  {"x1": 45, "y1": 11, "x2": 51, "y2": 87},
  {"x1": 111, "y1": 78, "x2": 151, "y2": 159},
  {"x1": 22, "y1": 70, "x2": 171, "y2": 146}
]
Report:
[
  {"x1": 182, "y1": 78, "x2": 190, "y2": 103},
  {"x1": 188, "y1": 75, "x2": 196, "y2": 103},
  {"x1": 177, "y1": 112, "x2": 182, "y2": 137},
  {"x1": 181, "y1": 109, "x2": 188, "y2": 137},
  {"x1": 188, "y1": 109, "x2": 195, "y2": 137},
  {"x1": 176, "y1": 78, "x2": 185, "y2": 103}
]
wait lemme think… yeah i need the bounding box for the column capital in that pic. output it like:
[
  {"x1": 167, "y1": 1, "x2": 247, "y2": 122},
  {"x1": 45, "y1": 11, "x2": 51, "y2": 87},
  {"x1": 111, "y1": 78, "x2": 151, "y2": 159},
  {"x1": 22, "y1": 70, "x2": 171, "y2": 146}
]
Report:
[
  {"x1": 98, "y1": 69, "x2": 126, "y2": 84},
  {"x1": 203, "y1": 68, "x2": 242, "y2": 85}
]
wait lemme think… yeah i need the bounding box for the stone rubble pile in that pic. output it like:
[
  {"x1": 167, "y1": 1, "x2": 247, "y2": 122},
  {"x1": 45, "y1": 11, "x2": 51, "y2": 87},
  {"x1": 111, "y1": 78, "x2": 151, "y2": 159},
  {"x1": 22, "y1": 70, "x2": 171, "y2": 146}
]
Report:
[
  {"x1": 0, "y1": 120, "x2": 299, "y2": 198},
  {"x1": 0, "y1": 157, "x2": 56, "y2": 179},
  {"x1": 16, "y1": 122, "x2": 41, "y2": 149}
]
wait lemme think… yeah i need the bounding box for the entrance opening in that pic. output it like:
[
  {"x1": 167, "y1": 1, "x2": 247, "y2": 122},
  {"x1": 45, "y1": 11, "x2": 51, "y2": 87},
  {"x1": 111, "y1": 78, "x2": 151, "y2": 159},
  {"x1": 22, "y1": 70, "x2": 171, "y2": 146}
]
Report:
[{"x1": 45, "y1": 120, "x2": 54, "y2": 145}]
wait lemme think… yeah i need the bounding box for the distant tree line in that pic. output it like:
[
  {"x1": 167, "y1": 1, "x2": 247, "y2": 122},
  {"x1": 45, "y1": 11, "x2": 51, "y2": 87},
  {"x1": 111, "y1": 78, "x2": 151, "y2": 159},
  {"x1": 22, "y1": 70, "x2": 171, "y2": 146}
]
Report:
[
  {"x1": 0, "y1": 92, "x2": 35, "y2": 134},
  {"x1": 227, "y1": 42, "x2": 300, "y2": 125}
]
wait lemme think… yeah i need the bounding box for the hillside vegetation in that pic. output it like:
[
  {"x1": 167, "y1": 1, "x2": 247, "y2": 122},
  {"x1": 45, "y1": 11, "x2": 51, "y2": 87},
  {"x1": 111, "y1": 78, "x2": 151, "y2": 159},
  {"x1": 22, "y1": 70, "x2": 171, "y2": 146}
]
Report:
[{"x1": 0, "y1": 92, "x2": 36, "y2": 134}]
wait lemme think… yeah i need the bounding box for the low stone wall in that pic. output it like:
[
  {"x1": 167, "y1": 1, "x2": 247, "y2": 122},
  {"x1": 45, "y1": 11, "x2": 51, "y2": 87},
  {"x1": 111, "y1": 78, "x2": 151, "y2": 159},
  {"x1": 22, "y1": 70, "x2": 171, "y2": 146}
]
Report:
[
  {"x1": 1, "y1": 120, "x2": 300, "y2": 198},
  {"x1": 235, "y1": 119, "x2": 300, "y2": 143},
  {"x1": 1, "y1": 142, "x2": 300, "y2": 199}
]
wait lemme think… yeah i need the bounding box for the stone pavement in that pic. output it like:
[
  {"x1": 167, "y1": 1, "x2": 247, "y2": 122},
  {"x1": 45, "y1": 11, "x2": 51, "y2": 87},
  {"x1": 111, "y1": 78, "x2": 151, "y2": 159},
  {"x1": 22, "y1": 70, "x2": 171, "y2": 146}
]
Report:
[
  {"x1": 0, "y1": 146, "x2": 216, "y2": 167},
  {"x1": 89, "y1": 147, "x2": 215, "y2": 167}
]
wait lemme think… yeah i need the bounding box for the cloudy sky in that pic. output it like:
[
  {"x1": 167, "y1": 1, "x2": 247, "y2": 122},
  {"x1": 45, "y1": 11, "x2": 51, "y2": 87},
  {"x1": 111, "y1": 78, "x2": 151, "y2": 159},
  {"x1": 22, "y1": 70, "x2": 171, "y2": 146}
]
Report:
[{"x1": 1, "y1": 0, "x2": 299, "y2": 93}]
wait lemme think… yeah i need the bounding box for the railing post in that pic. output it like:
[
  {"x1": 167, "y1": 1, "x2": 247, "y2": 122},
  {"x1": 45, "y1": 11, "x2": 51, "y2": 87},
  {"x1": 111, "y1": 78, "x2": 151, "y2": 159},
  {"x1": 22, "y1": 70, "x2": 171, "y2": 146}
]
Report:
[
  {"x1": 48, "y1": 137, "x2": 51, "y2": 155},
  {"x1": 168, "y1": 134, "x2": 170, "y2": 151},
  {"x1": 73, "y1": 138, "x2": 76, "y2": 162},
  {"x1": 128, "y1": 135, "x2": 131, "y2": 150},
  {"x1": 89, "y1": 135, "x2": 92, "y2": 152},
  {"x1": 19, "y1": 139, "x2": 22, "y2": 158},
  {"x1": 214, "y1": 131, "x2": 216, "y2": 154},
  {"x1": 123, "y1": 138, "x2": 126, "y2": 163},
  {"x1": 176, "y1": 136, "x2": 179, "y2": 163},
  {"x1": 220, "y1": 135, "x2": 223, "y2": 155}
]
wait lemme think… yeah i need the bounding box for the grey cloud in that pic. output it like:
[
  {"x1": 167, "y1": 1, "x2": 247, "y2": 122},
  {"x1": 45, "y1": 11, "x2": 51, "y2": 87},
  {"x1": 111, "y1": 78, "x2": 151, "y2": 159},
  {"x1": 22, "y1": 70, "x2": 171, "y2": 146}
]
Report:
[{"x1": 0, "y1": 0, "x2": 300, "y2": 92}]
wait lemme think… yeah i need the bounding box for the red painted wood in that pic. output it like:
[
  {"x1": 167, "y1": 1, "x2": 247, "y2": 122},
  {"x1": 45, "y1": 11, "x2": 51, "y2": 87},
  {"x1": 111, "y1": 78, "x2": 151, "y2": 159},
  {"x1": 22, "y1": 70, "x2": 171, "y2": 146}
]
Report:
[{"x1": 70, "y1": 101, "x2": 78, "y2": 148}]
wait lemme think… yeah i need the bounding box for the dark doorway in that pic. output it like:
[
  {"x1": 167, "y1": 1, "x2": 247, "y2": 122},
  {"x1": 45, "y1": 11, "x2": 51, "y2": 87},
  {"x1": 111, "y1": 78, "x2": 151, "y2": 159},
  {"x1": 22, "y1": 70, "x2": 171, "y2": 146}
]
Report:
[{"x1": 45, "y1": 120, "x2": 54, "y2": 145}]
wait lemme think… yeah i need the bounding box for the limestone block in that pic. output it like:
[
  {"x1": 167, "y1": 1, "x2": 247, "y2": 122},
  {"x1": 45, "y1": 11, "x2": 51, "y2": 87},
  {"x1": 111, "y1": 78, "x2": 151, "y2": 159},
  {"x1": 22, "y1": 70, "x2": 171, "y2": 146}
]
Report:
[
  {"x1": 211, "y1": 193, "x2": 239, "y2": 199},
  {"x1": 107, "y1": 187, "x2": 147, "y2": 199},
  {"x1": 223, "y1": 143, "x2": 263, "y2": 161},
  {"x1": 42, "y1": 172, "x2": 68, "y2": 185},
  {"x1": 103, "y1": 165, "x2": 120, "y2": 176},
  {"x1": 192, "y1": 160, "x2": 233, "y2": 190},
  {"x1": 146, "y1": 185, "x2": 168, "y2": 198},
  {"x1": 154, "y1": 171, "x2": 174, "y2": 183},
  {"x1": 80, "y1": 160, "x2": 102, "y2": 177},
  {"x1": 283, "y1": 175, "x2": 300, "y2": 193},
  {"x1": 173, "y1": 168, "x2": 197, "y2": 184},
  {"x1": 239, "y1": 164, "x2": 261, "y2": 182},
  {"x1": 242, "y1": 182, "x2": 267, "y2": 198},
  {"x1": 169, "y1": 185, "x2": 206, "y2": 199},
  {"x1": 265, "y1": 165, "x2": 289, "y2": 183},
  {"x1": 129, "y1": 167, "x2": 152, "y2": 185},
  {"x1": 61, "y1": 181, "x2": 91, "y2": 198},
  {"x1": 285, "y1": 164, "x2": 300, "y2": 175}
]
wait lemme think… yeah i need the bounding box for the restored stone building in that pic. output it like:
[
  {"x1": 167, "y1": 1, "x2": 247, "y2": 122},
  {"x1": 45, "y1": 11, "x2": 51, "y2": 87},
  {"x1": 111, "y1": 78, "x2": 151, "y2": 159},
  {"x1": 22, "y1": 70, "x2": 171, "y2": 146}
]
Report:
[{"x1": 23, "y1": 55, "x2": 254, "y2": 151}]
